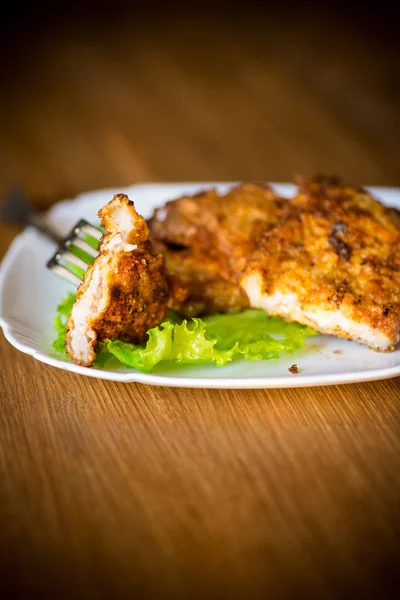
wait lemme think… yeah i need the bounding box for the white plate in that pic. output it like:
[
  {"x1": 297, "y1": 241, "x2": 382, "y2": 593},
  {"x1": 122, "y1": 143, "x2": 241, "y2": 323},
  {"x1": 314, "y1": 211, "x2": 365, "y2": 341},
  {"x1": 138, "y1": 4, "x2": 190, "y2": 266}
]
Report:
[{"x1": 1, "y1": 182, "x2": 400, "y2": 388}]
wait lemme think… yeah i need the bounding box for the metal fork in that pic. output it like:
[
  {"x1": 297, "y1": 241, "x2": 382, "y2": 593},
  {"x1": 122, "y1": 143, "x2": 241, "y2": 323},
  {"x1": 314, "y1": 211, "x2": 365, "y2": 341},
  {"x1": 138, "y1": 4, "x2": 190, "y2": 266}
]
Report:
[{"x1": 0, "y1": 188, "x2": 102, "y2": 286}]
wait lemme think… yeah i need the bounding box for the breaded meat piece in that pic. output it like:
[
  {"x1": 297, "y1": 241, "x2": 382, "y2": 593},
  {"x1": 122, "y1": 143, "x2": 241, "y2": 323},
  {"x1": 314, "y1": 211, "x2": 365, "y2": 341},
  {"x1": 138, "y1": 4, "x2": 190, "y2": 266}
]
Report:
[
  {"x1": 66, "y1": 194, "x2": 169, "y2": 366},
  {"x1": 149, "y1": 183, "x2": 288, "y2": 316},
  {"x1": 241, "y1": 176, "x2": 400, "y2": 351}
]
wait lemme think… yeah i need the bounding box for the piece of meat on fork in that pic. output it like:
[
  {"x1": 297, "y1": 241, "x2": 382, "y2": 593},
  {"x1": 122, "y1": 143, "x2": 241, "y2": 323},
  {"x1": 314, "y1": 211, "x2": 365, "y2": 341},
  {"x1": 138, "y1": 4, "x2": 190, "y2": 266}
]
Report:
[{"x1": 66, "y1": 194, "x2": 169, "y2": 367}]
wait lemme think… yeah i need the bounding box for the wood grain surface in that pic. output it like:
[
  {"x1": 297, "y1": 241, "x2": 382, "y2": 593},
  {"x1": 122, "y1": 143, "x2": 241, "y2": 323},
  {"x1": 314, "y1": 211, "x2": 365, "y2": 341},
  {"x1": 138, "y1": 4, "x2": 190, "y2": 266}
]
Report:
[{"x1": 1, "y1": 7, "x2": 400, "y2": 598}]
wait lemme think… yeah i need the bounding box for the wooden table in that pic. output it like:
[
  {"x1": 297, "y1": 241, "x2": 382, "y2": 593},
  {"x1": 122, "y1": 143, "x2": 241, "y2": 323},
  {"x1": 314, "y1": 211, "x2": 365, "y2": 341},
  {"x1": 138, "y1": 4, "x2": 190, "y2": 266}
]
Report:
[{"x1": 1, "y1": 10, "x2": 400, "y2": 598}]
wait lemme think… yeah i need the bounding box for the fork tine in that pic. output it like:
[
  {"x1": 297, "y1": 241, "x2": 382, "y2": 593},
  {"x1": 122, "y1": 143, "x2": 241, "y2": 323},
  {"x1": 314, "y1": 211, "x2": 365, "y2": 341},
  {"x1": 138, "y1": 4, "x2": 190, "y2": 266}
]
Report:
[
  {"x1": 61, "y1": 251, "x2": 91, "y2": 270},
  {"x1": 65, "y1": 237, "x2": 99, "y2": 258},
  {"x1": 47, "y1": 262, "x2": 83, "y2": 286},
  {"x1": 46, "y1": 217, "x2": 102, "y2": 286},
  {"x1": 78, "y1": 222, "x2": 103, "y2": 240}
]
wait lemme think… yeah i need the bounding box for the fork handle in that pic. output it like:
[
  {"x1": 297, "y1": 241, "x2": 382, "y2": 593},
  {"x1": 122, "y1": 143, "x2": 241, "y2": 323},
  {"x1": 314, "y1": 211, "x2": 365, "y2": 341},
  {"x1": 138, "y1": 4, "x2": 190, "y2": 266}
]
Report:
[{"x1": 31, "y1": 214, "x2": 64, "y2": 246}]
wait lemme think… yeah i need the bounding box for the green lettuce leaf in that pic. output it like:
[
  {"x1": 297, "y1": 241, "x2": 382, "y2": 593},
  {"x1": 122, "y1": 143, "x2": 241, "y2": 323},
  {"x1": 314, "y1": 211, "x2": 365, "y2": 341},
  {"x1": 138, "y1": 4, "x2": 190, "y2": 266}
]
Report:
[
  {"x1": 204, "y1": 310, "x2": 315, "y2": 359},
  {"x1": 52, "y1": 293, "x2": 76, "y2": 355},
  {"x1": 106, "y1": 309, "x2": 316, "y2": 371},
  {"x1": 56, "y1": 292, "x2": 76, "y2": 318},
  {"x1": 52, "y1": 294, "x2": 316, "y2": 372},
  {"x1": 106, "y1": 319, "x2": 238, "y2": 372}
]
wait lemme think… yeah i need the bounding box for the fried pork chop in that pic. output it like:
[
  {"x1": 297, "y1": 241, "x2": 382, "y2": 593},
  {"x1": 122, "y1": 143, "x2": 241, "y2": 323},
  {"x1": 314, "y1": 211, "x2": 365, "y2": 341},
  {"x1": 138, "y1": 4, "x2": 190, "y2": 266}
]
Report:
[
  {"x1": 149, "y1": 183, "x2": 288, "y2": 316},
  {"x1": 241, "y1": 176, "x2": 400, "y2": 351},
  {"x1": 66, "y1": 194, "x2": 169, "y2": 366}
]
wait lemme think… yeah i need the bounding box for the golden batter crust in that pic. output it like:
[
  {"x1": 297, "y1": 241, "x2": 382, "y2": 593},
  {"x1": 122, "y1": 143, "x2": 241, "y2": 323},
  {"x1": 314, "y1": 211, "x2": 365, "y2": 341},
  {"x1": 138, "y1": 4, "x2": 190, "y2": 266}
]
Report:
[
  {"x1": 242, "y1": 176, "x2": 400, "y2": 351},
  {"x1": 149, "y1": 183, "x2": 288, "y2": 316}
]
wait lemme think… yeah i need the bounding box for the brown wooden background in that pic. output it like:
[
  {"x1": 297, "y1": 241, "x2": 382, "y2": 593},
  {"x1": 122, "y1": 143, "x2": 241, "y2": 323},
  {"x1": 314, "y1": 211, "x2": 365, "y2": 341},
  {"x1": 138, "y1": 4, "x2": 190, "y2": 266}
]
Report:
[{"x1": 1, "y1": 3, "x2": 400, "y2": 598}]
